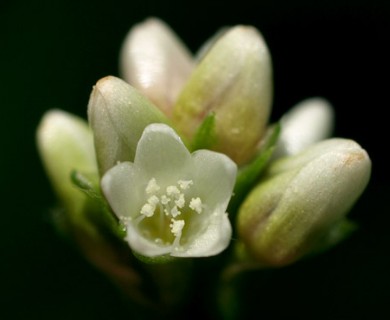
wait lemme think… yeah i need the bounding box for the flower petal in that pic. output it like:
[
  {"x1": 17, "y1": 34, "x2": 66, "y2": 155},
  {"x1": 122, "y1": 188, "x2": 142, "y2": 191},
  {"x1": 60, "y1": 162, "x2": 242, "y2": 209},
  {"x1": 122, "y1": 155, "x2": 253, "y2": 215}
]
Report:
[
  {"x1": 172, "y1": 212, "x2": 232, "y2": 257},
  {"x1": 125, "y1": 222, "x2": 173, "y2": 257},
  {"x1": 134, "y1": 123, "x2": 191, "y2": 182},
  {"x1": 190, "y1": 149, "x2": 237, "y2": 211},
  {"x1": 101, "y1": 162, "x2": 143, "y2": 219}
]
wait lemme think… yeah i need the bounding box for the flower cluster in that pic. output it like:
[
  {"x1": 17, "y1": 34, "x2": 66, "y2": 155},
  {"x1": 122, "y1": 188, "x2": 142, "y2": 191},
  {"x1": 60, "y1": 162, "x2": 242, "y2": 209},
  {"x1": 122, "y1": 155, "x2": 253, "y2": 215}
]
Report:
[{"x1": 37, "y1": 17, "x2": 371, "y2": 311}]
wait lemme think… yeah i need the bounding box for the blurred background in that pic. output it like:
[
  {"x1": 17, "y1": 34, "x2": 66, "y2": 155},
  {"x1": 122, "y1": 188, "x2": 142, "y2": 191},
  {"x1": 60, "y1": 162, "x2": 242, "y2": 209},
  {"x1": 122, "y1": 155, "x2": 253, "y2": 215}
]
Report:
[{"x1": 1, "y1": 0, "x2": 389, "y2": 319}]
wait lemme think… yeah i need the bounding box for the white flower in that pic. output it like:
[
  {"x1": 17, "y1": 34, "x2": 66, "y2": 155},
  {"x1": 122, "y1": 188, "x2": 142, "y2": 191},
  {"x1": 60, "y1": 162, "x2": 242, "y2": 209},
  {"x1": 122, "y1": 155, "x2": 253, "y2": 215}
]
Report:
[{"x1": 101, "y1": 123, "x2": 237, "y2": 258}]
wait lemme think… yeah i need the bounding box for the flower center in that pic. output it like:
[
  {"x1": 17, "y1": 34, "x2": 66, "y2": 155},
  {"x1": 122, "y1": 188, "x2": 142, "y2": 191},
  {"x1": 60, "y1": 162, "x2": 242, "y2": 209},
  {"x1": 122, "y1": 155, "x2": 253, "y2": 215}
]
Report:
[{"x1": 135, "y1": 177, "x2": 204, "y2": 250}]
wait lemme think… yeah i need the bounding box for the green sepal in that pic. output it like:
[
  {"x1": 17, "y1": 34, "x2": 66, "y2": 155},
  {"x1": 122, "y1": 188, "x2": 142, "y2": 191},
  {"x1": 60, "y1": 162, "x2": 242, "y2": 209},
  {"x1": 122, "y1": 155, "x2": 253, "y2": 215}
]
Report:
[
  {"x1": 191, "y1": 112, "x2": 216, "y2": 151},
  {"x1": 71, "y1": 170, "x2": 126, "y2": 239},
  {"x1": 132, "y1": 251, "x2": 178, "y2": 264},
  {"x1": 229, "y1": 123, "x2": 281, "y2": 215}
]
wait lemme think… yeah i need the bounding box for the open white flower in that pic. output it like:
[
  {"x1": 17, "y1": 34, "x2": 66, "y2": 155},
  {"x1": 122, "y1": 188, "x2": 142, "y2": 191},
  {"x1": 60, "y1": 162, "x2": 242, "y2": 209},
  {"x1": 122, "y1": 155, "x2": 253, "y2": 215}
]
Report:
[{"x1": 101, "y1": 123, "x2": 237, "y2": 257}]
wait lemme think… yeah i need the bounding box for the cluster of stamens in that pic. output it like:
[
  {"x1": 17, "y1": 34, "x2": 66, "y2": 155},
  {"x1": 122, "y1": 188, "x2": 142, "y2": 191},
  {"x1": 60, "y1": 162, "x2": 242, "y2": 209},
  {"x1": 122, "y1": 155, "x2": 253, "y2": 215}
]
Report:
[{"x1": 136, "y1": 177, "x2": 203, "y2": 249}]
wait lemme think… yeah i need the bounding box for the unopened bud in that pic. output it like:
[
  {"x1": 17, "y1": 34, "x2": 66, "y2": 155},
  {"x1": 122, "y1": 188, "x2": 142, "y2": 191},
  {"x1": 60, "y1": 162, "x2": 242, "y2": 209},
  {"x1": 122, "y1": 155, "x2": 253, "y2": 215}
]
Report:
[
  {"x1": 238, "y1": 138, "x2": 371, "y2": 266},
  {"x1": 87, "y1": 76, "x2": 169, "y2": 174},
  {"x1": 274, "y1": 97, "x2": 334, "y2": 158},
  {"x1": 36, "y1": 110, "x2": 97, "y2": 218},
  {"x1": 120, "y1": 18, "x2": 193, "y2": 116},
  {"x1": 173, "y1": 26, "x2": 272, "y2": 164}
]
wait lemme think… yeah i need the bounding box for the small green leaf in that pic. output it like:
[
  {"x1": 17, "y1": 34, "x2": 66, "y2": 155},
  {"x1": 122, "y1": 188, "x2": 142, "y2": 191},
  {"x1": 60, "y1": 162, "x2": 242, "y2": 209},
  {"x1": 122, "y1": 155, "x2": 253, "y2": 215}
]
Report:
[
  {"x1": 229, "y1": 123, "x2": 281, "y2": 215},
  {"x1": 71, "y1": 170, "x2": 100, "y2": 200},
  {"x1": 191, "y1": 112, "x2": 216, "y2": 151},
  {"x1": 71, "y1": 170, "x2": 126, "y2": 239}
]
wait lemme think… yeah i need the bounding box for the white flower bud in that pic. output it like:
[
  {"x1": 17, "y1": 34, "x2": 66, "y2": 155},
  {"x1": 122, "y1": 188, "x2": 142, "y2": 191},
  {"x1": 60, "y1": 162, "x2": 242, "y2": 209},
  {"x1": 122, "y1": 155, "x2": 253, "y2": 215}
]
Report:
[
  {"x1": 120, "y1": 18, "x2": 193, "y2": 116},
  {"x1": 274, "y1": 97, "x2": 334, "y2": 158},
  {"x1": 238, "y1": 138, "x2": 371, "y2": 266},
  {"x1": 87, "y1": 76, "x2": 169, "y2": 174},
  {"x1": 173, "y1": 26, "x2": 272, "y2": 164},
  {"x1": 36, "y1": 110, "x2": 97, "y2": 216}
]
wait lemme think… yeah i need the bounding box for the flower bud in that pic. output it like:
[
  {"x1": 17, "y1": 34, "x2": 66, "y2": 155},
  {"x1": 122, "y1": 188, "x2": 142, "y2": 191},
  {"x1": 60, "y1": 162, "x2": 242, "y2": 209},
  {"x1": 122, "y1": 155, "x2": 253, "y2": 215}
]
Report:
[
  {"x1": 273, "y1": 97, "x2": 334, "y2": 158},
  {"x1": 36, "y1": 110, "x2": 97, "y2": 219},
  {"x1": 87, "y1": 76, "x2": 169, "y2": 175},
  {"x1": 120, "y1": 18, "x2": 193, "y2": 116},
  {"x1": 237, "y1": 138, "x2": 371, "y2": 266},
  {"x1": 173, "y1": 26, "x2": 272, "y2": 164}
]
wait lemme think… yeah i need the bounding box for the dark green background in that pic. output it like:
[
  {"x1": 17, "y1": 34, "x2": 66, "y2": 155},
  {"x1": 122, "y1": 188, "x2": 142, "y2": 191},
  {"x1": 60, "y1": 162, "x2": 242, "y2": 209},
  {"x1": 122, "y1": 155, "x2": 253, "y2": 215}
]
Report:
[{"x1": 1, "y1": 0, "x2": 389, "y2": 319}]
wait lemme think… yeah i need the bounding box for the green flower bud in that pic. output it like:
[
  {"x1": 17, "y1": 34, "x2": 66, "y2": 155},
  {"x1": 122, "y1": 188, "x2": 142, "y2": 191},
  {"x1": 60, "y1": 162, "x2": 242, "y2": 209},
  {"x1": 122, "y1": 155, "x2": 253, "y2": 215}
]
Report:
[
  {"x1": 87, "y1": 76, "x2": 169, "y2": 175},
  {"x1": 173, "y1": 26, "x2": 272, "y2": 164},
  {"x1": 36, "y1": 110, "x2": 98, "y2": 227},
  {"x1": 120, "y1": 18, "x2": 193, "y2": 116},
  {"x1": 237, "y1": 138, "x2": 371, "y2": 266}
]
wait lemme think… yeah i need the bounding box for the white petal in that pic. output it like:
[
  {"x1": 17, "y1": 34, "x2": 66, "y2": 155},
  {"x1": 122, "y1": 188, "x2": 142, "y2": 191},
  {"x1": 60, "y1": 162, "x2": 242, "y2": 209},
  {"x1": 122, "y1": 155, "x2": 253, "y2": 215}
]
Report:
[
  {"x1": 274, "y1": 97, "x2": 334, "y2": 158},
  {"x1": 120, "y1": 18, "x2": 193, "y2": 115},
  {"x1": 134, "y1": 123, "x2": 191, "y2": 182},
  {"x1": 101, "y1": 162, "x2": 143, "y2": 219},
  {"x1": 125, "y1": 222, "x2": 172, "y2": 257},
  {"x1": 172, "y1": 212, "x2": 232, "y2": 257},
  {"x1": 190, "y1": 150, "x2": 237, "y2": 210}
]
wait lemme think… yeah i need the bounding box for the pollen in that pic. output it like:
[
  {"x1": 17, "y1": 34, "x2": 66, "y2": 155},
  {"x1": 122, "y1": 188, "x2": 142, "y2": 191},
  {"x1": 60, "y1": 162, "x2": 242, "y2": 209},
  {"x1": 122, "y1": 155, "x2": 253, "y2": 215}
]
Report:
[
  {"x1": 139, "y1": 178, "x2": 204, "y2": 246},
  {"x1": 140, "y1": 203, "x2": 155, "y2": 217},
  {"x1": 166, "y1": 185, "x2": 180, "y2": 196},
  {"x1": 189, "y1": 197, "x2": 203, "y2": 214},
  {"x1": 170, "y1": 206, "x2": 181, "y2": 218},
  {"x1": 175, "y1": 194, "x2": 185, "y2": 208},
  {"x1": 170, "y1": 219, "x2": 185, "y2": 237},
  {"x1": 146, "y1": 178, "x2": 160, "y2": 194},
  {"x1": 178, "y1": 180, "x2": 193, "y2": 190},
  {"x1": 160, "y1": 195, "x2": 170, "y2": 205},
  {"x1": 147, "y1": 195, "x2": 159, "y2": 206}
]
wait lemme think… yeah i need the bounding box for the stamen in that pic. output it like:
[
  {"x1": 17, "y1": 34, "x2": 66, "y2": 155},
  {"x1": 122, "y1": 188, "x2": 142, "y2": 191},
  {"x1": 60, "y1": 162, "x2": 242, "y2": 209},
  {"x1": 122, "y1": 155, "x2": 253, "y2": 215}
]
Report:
[
  {"x1": 170, "y1": 218, "x2": 185, "y2": 249},
  {"x1": 170, "y1": 219, "x2": 185, "y2": 237},
  {"x1": 166, "y1": 185, "x2": 180, "y2": 196},
  {"x1": 146, "y1": 178, "x2": 160, "y2": 194},
  {"x1": 160, "y1": 195, "x2": 170, "y2": 205},
  {"x1": 171, "y1": 206, "x2": 181, "y2": 218},
  {"x1": 140, "y1": 203, "x2": 155, "y2": 217},
  {"x1": 137, "y1": 176, "x2": 204, "y2": 249},
  {"x1": 175, "y1": 194, "x2": 185, "y2": 208},
  {"x1": 147, "y1": 195, "x2": 160, "y2": 206},
  {"x1": 178, "y1": 180, "x2": 193, "y2": 190},
  {"x1": 189, "y1": 197, "x2": 203, "y2": 214}
]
